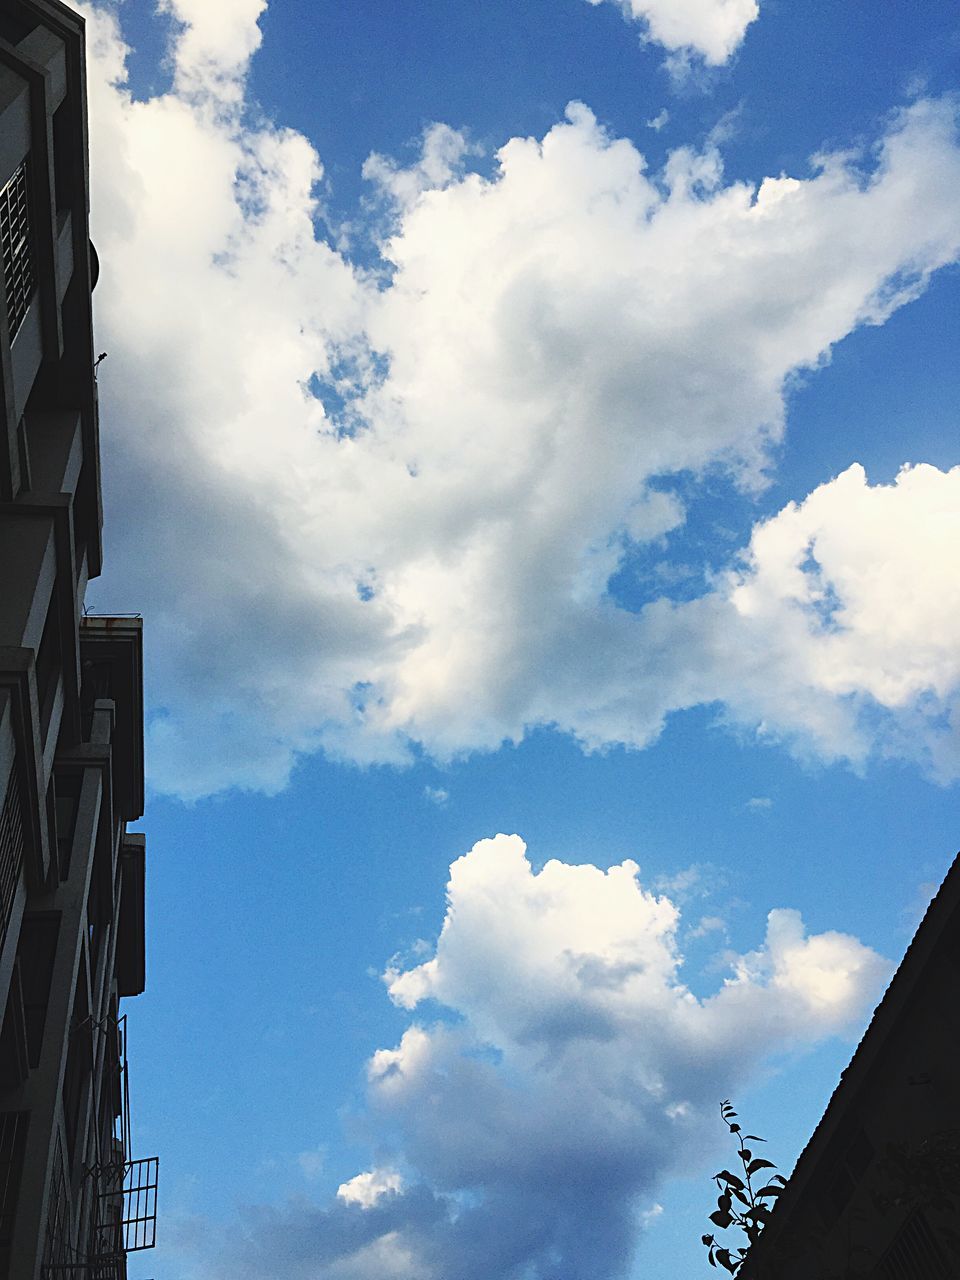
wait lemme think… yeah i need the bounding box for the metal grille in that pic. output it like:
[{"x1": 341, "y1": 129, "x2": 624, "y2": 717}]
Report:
[
  {"x1": 85, "y1": 1015, "x2": 130, "y2": 1169},
  {"x1": 120, "y1": 1157, "x2": 158, "y2": 1251},
  {"x1": 91, "y1": 1155, "x2": 158, "y2": 1258},
  {"x1": 874, "y1": 1208, "x2": 952, "y2": 1280},
  {"x1": 41, "y1": 1261, "x2": 122, "y2": 1280},
  {"x1": 0, "y1": 762, "x2": 24, "y2": 954},
  {"x1": 0, "y1": 158, "x2": 36, "y2": 339}
]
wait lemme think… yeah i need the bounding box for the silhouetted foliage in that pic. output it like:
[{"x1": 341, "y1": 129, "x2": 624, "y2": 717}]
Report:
[{"x1": 701, "y1": 1100, "x2": 786, "y2": 1274}]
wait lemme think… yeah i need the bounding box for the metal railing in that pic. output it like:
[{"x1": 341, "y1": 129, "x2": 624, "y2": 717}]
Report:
[
  {"x1": 0, "y1": 761, "x2": 24, "y2": 955},
  {"x1": 41, "y1": 1261, "x2": 122, "y2": 1279},
  {"x1": 873, "y1": 1207, "x2": 952, "y2": 1280},
  {"x1": 118, "y1": 1157, "x2": 158, "y2": 1252},
  {"x1": 86, "y1": 1015, "x2": 158, "y2": 1255},
  {"x1": 0, "y1": 158, "x2": 36, "y2": 340},
  {"x1": 90, "y1": 1155, "x2": 158, "y2": 1257}
]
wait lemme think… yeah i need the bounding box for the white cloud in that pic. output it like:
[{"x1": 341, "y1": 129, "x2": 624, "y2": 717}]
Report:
[
  {"x1": 713, "y1": 462, "x2": 960, "y2": 778},
  {"x1": 641, "y1": 1202, "x2": 664, "y2": 1227},
  {"x1": 745, "y1": 796, "x2": 773, "y2": 811},
  {"x1": 337, "y1": 1169, "x2": 404, "y2": 1208},
  {"x1": 77, "y1": 3, "x2": 960, "y2": 798},
  {"x1": 688, "y1": 914, "x2": 727, "y2": 939},
  {"x1": 369, "y1": 837, "x2": 886, "y2": 1264},
  {"x1": 363, "y1": 123, "x2": 479, "y2": 212},
  {"x1": 157, "y1": 0, "x2": 267, "y2": 105},
  {"x1": 422, "y1": 786, "x2": 449, "y2": 806},
  {"x1": 584, "y1": 0, "x2": 759, "y2": 65},
  {"x1": 196, "y1": 834, "x2": 889, "y2": 1279}
]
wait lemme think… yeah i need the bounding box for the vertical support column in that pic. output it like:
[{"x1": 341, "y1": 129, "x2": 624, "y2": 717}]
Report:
[{"x1": 6, "y1": 756, "x2": 102, "y2": 1280}]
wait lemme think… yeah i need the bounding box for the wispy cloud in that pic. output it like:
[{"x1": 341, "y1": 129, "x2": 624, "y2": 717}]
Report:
[
  {"x1": 297, "y1": 1145, "x2": 326, "y2": 1181},
  {"x1": 687, "y1": 914, "x2": 728, "y2": 940},
  {"x1": 422, "y1": 786, "x2": 450, "y2": 807},
  {"x1": 745, "y1": 796, "x2": 773, "y2": 812}
]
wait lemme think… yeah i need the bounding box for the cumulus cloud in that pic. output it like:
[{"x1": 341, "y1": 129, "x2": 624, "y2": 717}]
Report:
[
  {"x1": 337, "y1": 1169, "x2": 404, "y2": 1209},
  {"x1": 584, "y1": 0, "x2": 759, "y2": 65},
  {"x1": 194, "y1": 834, "x2": 888, "y2": 1279},
  {"x1": 712, "y1": 462, "x2": 960, "y2": 777},
  {"x1": 156, "y1": 0, "x2": 267, "y2": 105},
  {"x1": 77, "y1": 1, "x2": 960, "y2": 798}
]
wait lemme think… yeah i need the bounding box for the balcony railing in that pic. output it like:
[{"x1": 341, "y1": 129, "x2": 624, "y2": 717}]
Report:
[
  {"x1": 0, "y1": 762, "x2": 24, "y2": 955},
  {"x1": 41, "y1": 1261, "x2": 122, "y2": 1279},
  {"x1": 0, "y1": 158, "x2": 36, "y2": 340},
  {"x1": 87, "y1": 1015, "x2": 158, "y2": 1256}
]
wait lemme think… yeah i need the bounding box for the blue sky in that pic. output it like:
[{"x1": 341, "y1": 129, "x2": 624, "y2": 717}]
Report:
[{"x1": 71, "y1": 1, "x2": 960, "y2": 1276}]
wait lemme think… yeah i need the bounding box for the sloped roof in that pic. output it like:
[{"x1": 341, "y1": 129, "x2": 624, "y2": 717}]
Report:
[{"x1": 739, "y1": 848, "x2": 960, "y2": 1275}]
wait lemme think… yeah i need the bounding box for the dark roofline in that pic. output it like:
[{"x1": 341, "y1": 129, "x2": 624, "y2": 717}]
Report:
[
  {"x1": 741, "y1": 848, "x2": 960, "y2": 1275},
  {"x1": 17, "y1": 0, "x2": 85, "y2": 39}
]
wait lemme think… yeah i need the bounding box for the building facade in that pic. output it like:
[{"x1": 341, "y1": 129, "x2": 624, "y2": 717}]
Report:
[
  {"x1": 739, "y1": 852, "x2": 960, "y2": 1280},
  {"x1": 0, "y1": 3, "x2": 155, "y2": 1277}
]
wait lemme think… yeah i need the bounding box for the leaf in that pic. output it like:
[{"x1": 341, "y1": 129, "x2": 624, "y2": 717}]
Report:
[
  {"x1": 729, "y1": 1123, "x2": 741, "y2": 1133},
  {"x1": 756, "y1": 1184, "x2": 783, "y2": 1198},
  {"x1": 747, "y1": 1158, "x2": 777, "y2": 1175},
  {"x1": 740, "y1": 1149, "x2": 752, "y2": 1164},
  {"x1": 744, "y1": 1205, "x2": 771, "y2": 1222},
  {"x1": 732, "y1": 1187, "x2": 751, "y2": 1207},
  {"x1": 771, "y1": 1174, "x2": 788, "y2": 1186},
  {"x1": 715, "y1": 1170, "x2": 746, "y2": 1191},
  {"x1": 710, "y1": 1210, "x2": 733, "y2": 1229},
  {"x1": 715, "y1": 1248, "x2": 738, "y2": 1275},
  {"x1": 743, "y1": 1135, "x2": 766, "y2": 1143},
  {"x1": 702, "y1": 1235, "x2": 715, "y2": 1246}
]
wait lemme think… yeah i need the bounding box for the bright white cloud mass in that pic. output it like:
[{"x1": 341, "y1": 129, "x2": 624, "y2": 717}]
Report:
[
  {"x1": 195, "y1": 835, "x2": 889, "y2": 1279},
  {"x1": 80, "y1": 0, "x2": 960, "y2": 800},
  {"x1": 584, "y1": 0, "x2": 759, "y2": 66}
]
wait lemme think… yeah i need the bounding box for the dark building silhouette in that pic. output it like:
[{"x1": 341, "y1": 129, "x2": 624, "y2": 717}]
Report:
[
  {"x1": 739, "y1": 852, "x2": 960, "y2": 1280},
  {"x1": 0, "y1": 3, "x2": 156, "y2": 1277}
]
